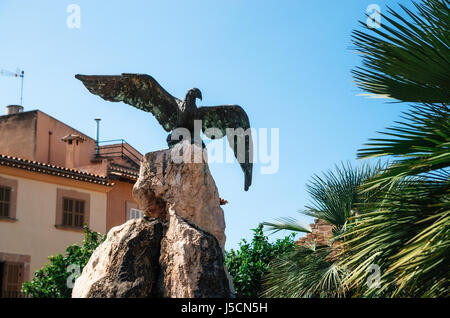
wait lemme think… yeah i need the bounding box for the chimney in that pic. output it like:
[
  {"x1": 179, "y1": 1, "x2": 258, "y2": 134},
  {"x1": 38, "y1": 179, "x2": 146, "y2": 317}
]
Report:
[
  {"x1": 61, "y1": 134, "x2": 86, "y2": 169},
  {"x1": 6, "y1": 105, "x2": 24, "y2": 115}
]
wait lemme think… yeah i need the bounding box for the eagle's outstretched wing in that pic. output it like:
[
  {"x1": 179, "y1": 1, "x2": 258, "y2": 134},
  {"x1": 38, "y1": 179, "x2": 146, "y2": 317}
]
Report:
[
  {"x1": 197, "y1": 105, "x2": 253, "y2": 191},
  {"x1": 75, "y1": 73, "x2": 180, "y2": 132}
]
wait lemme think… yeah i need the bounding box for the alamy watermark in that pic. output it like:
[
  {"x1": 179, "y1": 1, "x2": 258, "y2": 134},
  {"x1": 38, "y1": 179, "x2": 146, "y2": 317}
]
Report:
[
  {"x1": 168, "y1": 120, "x2": 279, "y2": 175},
  {"x1": 366, "y1": 264, "x2": 381, "y2": 289},
  {"x1": 67, "y1": 4, "x2": 81, "y2": 29},
  {"x1": 66, "y1": 264, "x2": 81, "y2": 288},
  {"x1": 366, "y1": 4, "x2": 382, "y2": 29}
]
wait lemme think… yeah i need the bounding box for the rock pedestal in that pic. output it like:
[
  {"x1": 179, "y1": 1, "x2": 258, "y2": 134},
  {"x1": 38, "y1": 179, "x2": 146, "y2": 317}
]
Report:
[
  {"x1": 133, "y1": 141, "x2": 226, "y2": 249},
  {"x1": 72, "y1": 141, "x2": 231, "y2": 298}
]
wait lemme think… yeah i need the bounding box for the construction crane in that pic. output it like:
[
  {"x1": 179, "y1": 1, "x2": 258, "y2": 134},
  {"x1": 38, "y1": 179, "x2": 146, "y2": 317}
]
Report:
[{"x1": 0, "y1": 68, "x2": 25, "y2": 106}]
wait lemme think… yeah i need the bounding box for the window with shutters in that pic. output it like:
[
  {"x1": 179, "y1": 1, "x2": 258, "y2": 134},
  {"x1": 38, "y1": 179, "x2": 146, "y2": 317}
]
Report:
[
  {"x1": 62, "y1": 197, "x2": 85, "y2": 228},
  {"x1": 0, "y1": 177, "x2": 17, "y2": 221},
  {"x1": 125, "y1": 201, "x2": 143, "y2": 223},
  {"x1": 55, "y1": 188, "x2": 90, "y2": 230},
  {"x1": 128, "y1": 208, "x2": 144, "y2": 220},
  {"x1": 0, "y1": 186, "x2": 11, "y2": 218},
  {"x1": 0, "y1": 262, "x2": 24, "y2": 298}
]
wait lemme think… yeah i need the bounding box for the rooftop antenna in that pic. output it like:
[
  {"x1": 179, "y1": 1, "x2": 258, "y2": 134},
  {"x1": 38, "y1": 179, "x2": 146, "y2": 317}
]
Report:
[
  {"x1": 0, "y1": 68, "x2": 25, "y2": 105},
  {"x1": 95, "y1": 118, "x2": 101, "y2": 156}
]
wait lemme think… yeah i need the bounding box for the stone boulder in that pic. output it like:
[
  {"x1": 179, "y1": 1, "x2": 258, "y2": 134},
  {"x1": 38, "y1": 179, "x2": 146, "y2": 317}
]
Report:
[
  {"x1": 72, "y1": 218, "x2": 163, "y2": 298},
  {"x1": 72, "y1": 141, "x2": 232, "y2": 298},
  {"x1": 72, "y1": 215, "x2": 230, "y2": 298},
  {"x1": 160, "y1": 209, "x2": 230, "y2": 297}
]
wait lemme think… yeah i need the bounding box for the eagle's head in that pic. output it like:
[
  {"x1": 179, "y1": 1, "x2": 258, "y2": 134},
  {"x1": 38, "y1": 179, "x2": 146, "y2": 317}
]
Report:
[{"x1": 185, "y1": 88, "x2": 202, "y2": 103}]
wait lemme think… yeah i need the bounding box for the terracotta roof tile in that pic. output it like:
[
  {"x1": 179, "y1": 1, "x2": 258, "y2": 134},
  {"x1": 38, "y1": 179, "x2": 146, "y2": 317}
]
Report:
[
  {"x1": 107, "y1": 163, "x2": 139, "y2": 181},
  {"x1": 0, "y1": 154, "x2": 113, "y2": 186}
]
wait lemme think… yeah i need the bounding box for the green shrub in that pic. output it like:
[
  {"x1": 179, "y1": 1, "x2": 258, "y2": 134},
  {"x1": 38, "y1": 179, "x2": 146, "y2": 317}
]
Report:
[
  {"x1": 225, "y1": 224, "x2": 296, "y2": 297},
  {"x1": 22, "y1": 225, "x2": 105, "y2": 298}
]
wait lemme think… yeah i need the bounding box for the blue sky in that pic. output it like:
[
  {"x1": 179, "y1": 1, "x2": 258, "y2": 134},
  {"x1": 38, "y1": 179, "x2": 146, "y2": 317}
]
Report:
[{"x1": 0, "y1": 0, "x2": 412, "y2": 250}]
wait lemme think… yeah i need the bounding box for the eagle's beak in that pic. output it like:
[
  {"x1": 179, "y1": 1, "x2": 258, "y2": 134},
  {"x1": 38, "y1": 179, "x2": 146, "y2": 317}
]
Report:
[{"x1": 194, "y1": 88, "x2": 202, "y2": 101}]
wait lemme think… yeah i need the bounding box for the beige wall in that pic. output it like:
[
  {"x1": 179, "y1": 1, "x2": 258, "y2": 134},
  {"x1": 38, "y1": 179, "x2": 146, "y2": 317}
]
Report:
[
  {"x1": 0, "y1": 172, "x2": 107, "y2": 275},
  {"x1": 35, "y1": 111, "x2": 97, "y2": 166},
  {"x1": 0, "y1": 111, "x2": 37, "y2": 160},
  {"x1": 106, "y1": 180, "x2": 137, "y2": 231},
  {"x1": 0, "y1": 110, "x2": 98, "y2": 168},
  {"x1": 0, "y1": 109, "x2": 142, "y2": 278}
]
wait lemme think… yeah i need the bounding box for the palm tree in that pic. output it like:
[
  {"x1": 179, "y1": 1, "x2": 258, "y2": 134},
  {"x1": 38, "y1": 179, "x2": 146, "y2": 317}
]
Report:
[
  {"x1": 263, "y1": 0, "x2": 449, "y2": 298},
  {"x1": 338, "y1": 0, "x2": 450, "y2": 297},
  {"x1": 261, "y1": 163, "x2": 382, "y2": 297},
  {"x1": 339, "y1": 106, "x2": 450, "y2": 297}
]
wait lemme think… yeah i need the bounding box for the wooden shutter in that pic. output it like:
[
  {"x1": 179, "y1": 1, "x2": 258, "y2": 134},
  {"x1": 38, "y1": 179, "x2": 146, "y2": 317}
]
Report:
[
  {"x1": 0, "y1": 186, "x2": 11, "y2": 217},
  {"x1": 1, "y1": 262, "x2": 24, "y2": 298},
  {"x1": 63, "y1": 198, "x2": 85, "y2": 228}
]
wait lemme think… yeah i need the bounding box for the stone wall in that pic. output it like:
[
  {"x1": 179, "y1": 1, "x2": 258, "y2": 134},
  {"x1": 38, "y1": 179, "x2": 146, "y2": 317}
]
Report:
[{"x1": 296, "y1": 218, "x2": 334, "y2": 246}]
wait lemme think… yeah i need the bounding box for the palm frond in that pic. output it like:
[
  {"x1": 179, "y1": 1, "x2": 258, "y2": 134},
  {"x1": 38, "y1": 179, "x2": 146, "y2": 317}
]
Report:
[
  {"x1": 264, "y1": 162, "x2": 383, "y2": 237},
  {"x1": 352, "y1": 0, "x2": 450, "y2": 103},
  {"x1": 304, "y1": 162, "x2": 383, "y2": 230},
  {"x1": 359, "y1": 104, "x2": 450, "y2": 190},
  {"x1": 261, "y1": 162, "x2": 382, "y2": 298},
  {"x1": 263, "y1": 217, "x2": 312, "y2": 234},
  {"x1": 338, "y1": 176, "x2": 450, "y2": 297},
  {"x1": 261, "y1": 245, "x2": 348, "y2": 298}
]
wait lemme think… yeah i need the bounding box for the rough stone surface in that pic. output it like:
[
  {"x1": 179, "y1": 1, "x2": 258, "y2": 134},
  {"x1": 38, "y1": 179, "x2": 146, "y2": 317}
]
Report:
[
  {"x1": 72, "y1": 218, "x2": 163, "y2": 298},
  {"x1": 159, "y1": 210, "x2": 230, "y2": 297},
  {"x1": 133, "y1": 141, "x2": 226, "y2": 250},
  {"x1": 72, "y1": 215, "x2": 230, "y2": 298},
  {"x1": 72, "y1": 142, "x2": 233, "y2": 298},
  {"x1": 296, "y1": 218, "x2": 334, "y2": 247}
]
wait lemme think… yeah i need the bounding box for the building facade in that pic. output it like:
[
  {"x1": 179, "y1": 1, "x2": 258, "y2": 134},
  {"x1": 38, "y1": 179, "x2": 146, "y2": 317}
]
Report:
[{"x1": 0, "y1": 105, "x2": 143, "y2": 297}]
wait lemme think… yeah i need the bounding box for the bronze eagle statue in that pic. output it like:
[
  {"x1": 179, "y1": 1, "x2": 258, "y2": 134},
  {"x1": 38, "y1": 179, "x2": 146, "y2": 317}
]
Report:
[{"x1": 75, "y1": 73, "x2": 253, "y2": 191}]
